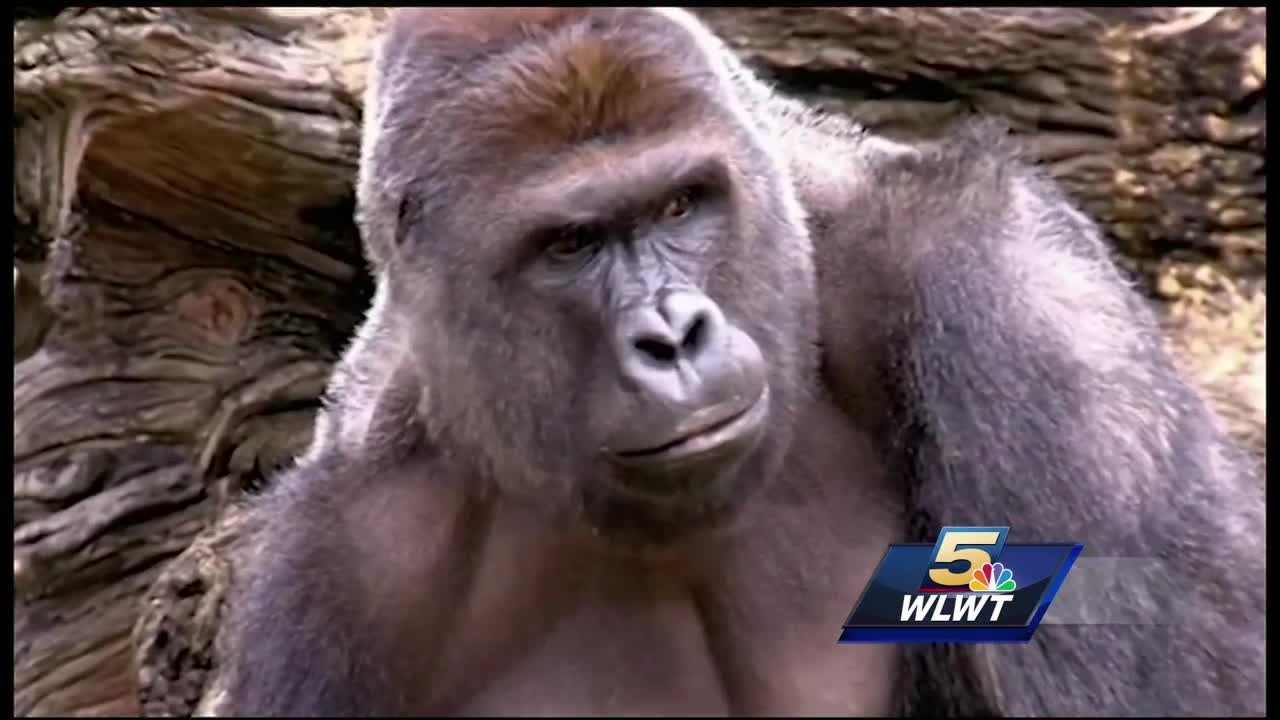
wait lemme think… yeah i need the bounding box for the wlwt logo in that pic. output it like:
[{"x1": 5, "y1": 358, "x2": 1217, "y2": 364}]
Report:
[{"x1": 840, "y1": 527, "x2": 1082, "y2": 643}]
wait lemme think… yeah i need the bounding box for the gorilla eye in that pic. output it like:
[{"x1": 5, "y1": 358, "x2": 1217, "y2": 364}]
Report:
[
  {"x1": 544, "y1": 224, "x2": 604, "y2": 261},
  {"x1": 662, "y1": 188, "x2": 699, "y2": 221}
]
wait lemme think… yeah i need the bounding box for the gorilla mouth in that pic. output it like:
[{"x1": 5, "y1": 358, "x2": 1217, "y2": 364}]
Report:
[{"x1": 611, "y1": 387, "x2": 769, "y2": 467}]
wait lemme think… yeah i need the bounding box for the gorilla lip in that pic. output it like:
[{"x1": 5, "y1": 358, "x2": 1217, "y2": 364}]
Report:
[{"x1": 610, "y1": 387, "x2": 769, "y2": 465}]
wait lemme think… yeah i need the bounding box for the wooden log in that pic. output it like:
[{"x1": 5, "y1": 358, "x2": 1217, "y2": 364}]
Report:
[
  {"x1": 11, "y1": 7, "x2": 1265, "y2": 716},
  {"x1": 13, "y1": 8, "x2": 374, "y2": 716},
  {"x1": 693, "y1": 7, "x2": 1266, "y2": 273}
]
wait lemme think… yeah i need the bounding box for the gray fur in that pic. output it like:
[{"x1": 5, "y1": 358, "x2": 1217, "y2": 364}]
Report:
[
  {"x1": 806, "y1": 120, "x2": 1264, "y2": 716},
  {"x1": 221, "y1": 7, "x2": 1265, "y2": 717}
]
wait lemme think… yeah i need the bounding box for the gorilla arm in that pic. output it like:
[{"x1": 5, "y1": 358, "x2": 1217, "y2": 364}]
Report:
[
  {"x1": 217, "y1": 322, "x2": 469, "y2": 717},
  {"x1": 812, "y1": 126, "x2": 1265, "y2": 717},
  {"x1": 217, "y1": 449, "x2": 461, "y2": 716}
]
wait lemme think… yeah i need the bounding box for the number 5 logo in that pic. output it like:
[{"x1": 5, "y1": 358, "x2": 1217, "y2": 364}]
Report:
[{"x1": 926, "y1": 526, "x2": 1010, "y2": 587}]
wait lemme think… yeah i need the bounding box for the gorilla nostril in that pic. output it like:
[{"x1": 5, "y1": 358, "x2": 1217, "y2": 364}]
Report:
[
  {"x1": 634, "y1": 337, "x2": 678, "y2": 365},
  {"x1": 625, "y1": 292, "x2": 722, "y2": 370},
  {"x1": 681, "y1": 315, "x2": 707, "y2": 353}
]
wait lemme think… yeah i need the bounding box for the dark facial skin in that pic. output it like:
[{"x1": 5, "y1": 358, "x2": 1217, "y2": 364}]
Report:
[
  {"x1": 542, "y1": 183, "x2": 772, "y2": 481},
  {"x1": 377, "y1": 26, "x2": 818, "y2": 544},
  {"x1": 494, "y1": 159, "x2": 778, "y2": 542},
  {"x1": 396, "y1": 185, "x2": 795, "y2": 542},
  {"x1": 217, "y1": 7, "x2": 1264, "y2": 718}
]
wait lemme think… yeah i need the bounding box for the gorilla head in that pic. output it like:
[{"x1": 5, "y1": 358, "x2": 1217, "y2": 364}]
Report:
[
  {"x1": 356, "y1": 8, "x2": 819, "y2": 544},
  {"x1": 221, "y1": 9, "x2": 1263, "y2": 719}
]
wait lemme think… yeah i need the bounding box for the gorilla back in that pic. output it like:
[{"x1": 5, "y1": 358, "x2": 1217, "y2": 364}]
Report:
[{"x1": 219, "y1": 7, "x2": 1265, "y2": 717}]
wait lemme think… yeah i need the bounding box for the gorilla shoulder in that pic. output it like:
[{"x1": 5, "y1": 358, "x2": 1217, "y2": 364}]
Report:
[{"x1": 217, "y1": 8, "x2": 1265, "y2": 718}]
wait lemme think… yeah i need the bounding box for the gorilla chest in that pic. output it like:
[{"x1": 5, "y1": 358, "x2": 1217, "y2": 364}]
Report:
[
  {"x1": 444, "y1": 402, "x2": 901, "y2": 716},
  {"x1": 448, "y1": 548, "x2": 899, "y2": 717}
]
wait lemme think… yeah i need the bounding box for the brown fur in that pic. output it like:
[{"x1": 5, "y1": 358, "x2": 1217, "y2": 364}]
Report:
[
  {"x1": 378, "y1": 7, "x2": 719, "y2": 149},
  {"x1": 220, "y1": 8, "x2": 1265, "y2": 718}
]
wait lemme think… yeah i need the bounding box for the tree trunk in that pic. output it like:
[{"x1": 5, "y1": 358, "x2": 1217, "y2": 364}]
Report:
[
  {"x1": 11, "y1": 7, "x2": 1265, "y2": 717},
  {"x1": 13, "y1": 8, "x2": 374, "y2": 716},
  {"x1": 699, "y1": 8, "x2": 1266, "y2": 270}
]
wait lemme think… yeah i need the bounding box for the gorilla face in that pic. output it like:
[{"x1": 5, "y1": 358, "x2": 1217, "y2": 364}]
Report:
[
  {"x1": 506, "y1": 152, "x2": 786, "y2": 543},
  {"x1": 376, "y1": 13, "x2": 819, "y2": 545}
]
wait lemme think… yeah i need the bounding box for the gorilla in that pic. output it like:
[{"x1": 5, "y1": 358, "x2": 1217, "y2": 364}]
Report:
[{"x1": 218, "y1": 7, "x2": 1265, "y2": 717}]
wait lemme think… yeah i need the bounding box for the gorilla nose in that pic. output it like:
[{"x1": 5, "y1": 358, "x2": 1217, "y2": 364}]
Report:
[
  {"x1": 614, "y1": 288, "x2": 764, "y2": 409},
  {"x1": 608, "y1": 288, "x2": 769, "y2": 469},
  {"x1": 629, "y1": 290, "x2": 719, "y2": 370}
]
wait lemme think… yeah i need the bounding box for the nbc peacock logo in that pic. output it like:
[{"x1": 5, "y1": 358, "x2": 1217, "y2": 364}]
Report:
[
  {"x1": 969, "y1": 562, "x2": 1017, "y2": 593},
  {"x1": 839, "y1": 526, "x2": 1083, "y2": 643}
]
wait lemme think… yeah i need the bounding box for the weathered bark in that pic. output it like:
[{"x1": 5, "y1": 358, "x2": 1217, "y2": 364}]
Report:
[
  {"x1": 13, "y1": 7, "x2": 374, "y2": 716},
  {"x1": 11, "y1": 7, "x2": 1265, "y2": 717},
  {"x1": 14, "y1": 260, "x2": 55, "y2": 361},
  {"x1": 133, "y1": 500, "x2": 250, "y2": 718},
  {"x1": 697, "y1": 7, "x2": 1266, "y2": 272}
]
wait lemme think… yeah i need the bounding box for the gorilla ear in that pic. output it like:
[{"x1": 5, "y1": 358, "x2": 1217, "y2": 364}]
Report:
[
  {"x1": 356, "y1": 9, "x2": 591, "y2": 270},
  {"x1": 353, "y1": 124, "x2": 395, "y2": 269},
  {"x1": 355, "y1": 39, "x2": 432, "y2": 269},
  {"x1": 355, "y1": 152, "x2": 428, "y2": 268}
]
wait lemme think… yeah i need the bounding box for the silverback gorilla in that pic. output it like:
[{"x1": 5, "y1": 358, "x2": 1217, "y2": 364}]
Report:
[{"x1": 219, "y1": 7, "x2": 1265, "y2": 717}]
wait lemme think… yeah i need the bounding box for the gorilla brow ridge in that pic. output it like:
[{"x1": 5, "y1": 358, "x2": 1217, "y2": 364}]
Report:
[
  {"x1": 223, "y1": 7, "x2": 1265, "y2": 718},
  {"x1": 506, "y1": 149, "x2": 731, "y2": 242},
  {"x1": 359, "y1": 8, "x2": 740, "y2": 271}
]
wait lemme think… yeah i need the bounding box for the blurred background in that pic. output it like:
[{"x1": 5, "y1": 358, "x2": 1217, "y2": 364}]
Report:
[{"x1": 12, "y1": 7, "x2": 1265, "y2": 717}]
